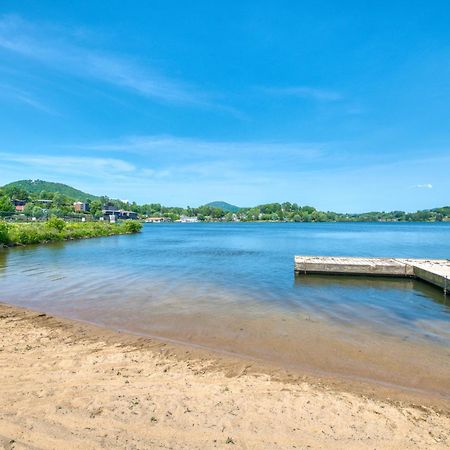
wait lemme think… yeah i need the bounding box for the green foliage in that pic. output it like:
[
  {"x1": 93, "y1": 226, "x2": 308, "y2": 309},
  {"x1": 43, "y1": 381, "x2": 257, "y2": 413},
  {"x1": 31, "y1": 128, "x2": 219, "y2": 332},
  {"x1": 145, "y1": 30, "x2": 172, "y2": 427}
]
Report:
[
  {"x1": 32, "y1": 206, "x2": 45, "y2": 219},
  {"x1": 3, "y1": 186, "x2": 29, "y2": 201},
  {"x1": 51, "y1": 192, "x2": 67, "y2": 208},
  {"x1": 23, "y1": 203, "x2": 34, "y2": 217},
  {"x1": 46, "y1": 216, "x2": 66, "y2": 232},
  {"x1": 47, "y1": 207, "x2": 66, "y2": 218},
  {"x1": 0, "y1": 195, "x2": 14, "y2": 213},
  {"x1": 2, "y1": 180, "x2": 98, "y2": 201},
  {"x1": 0, "y1": 221, "x2": 10, "y2": 245},
  {"x1": 5, "y1": 222, "x2": 57, "y2": 245},
  {"x1": 1, "y1": 221, "x2": 142, "y2": 247},
  {"x1": 89, "y1": 199, "x2": 103, "y2": 216},
  {"x1": 124, "y1": 221, "x2": 142, "y2": 233}
]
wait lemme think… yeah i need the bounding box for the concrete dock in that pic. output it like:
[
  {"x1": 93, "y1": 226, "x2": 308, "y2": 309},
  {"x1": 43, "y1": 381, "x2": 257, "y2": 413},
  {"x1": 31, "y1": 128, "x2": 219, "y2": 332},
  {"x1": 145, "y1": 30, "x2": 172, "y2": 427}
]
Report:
[{"x1": 294, "y1": 256, "x2": 450, "y2": 293}]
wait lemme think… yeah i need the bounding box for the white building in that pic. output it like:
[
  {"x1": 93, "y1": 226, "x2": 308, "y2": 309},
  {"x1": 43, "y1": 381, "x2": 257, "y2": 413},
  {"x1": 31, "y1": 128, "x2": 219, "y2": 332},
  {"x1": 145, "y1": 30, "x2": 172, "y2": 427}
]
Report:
[{"x1": 178, "y1": 215, "x2": 199, "y2": 223}]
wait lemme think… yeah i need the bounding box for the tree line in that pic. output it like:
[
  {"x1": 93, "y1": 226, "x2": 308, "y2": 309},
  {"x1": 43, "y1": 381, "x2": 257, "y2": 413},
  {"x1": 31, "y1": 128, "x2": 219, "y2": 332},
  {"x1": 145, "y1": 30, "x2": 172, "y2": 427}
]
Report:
[{"x1": 0, "y1": 185, "x2": 448, "y2": 222}]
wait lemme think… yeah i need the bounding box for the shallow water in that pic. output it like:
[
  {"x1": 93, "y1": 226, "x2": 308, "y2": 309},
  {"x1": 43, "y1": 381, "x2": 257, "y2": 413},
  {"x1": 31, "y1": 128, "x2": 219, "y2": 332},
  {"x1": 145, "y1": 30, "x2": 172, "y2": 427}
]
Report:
[{"x1": 1, "y1": 222, "x2": 449, "y2": 394}]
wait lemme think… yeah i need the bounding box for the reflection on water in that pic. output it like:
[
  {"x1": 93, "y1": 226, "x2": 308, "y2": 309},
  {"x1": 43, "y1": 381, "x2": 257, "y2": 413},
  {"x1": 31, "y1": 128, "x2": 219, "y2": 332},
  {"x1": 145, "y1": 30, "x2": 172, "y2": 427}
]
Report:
[
  {"x1": 293, "y1": 273, "x2": 450, "y2": 343},
  {"x1": 295, "y1": 274, "x2": 449, "y2": 309},
  {"x1": 0, "y1": 249, "x2": 7, "y2": 275}
]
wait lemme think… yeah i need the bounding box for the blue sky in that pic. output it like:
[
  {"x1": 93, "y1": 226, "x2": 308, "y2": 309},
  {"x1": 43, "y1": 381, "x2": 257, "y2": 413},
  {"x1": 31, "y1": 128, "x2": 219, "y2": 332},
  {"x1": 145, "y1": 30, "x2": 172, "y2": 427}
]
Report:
[{"x1": 0, "y1": 1, "x2": 449, "y2": 212}]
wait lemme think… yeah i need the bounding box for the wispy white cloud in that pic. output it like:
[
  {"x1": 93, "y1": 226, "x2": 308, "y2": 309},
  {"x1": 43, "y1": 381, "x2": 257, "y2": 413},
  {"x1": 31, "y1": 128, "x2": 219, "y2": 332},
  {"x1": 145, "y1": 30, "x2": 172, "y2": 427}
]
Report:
[
  {"x1": 260, "y1": 85, "x2": 343, "y2": 101},
  {"x1": 67, "y1": 134, "x2": 325, "y2": 161},
  {"x1": 0, "y1": 152, "x2": 135, "y2": 177},
  {"x1": 414, "y1": 183, "x2": 433, "y2": 189},
  {"x1": 0, "y1": 83, "x2": 56, "y2": 114},
  {"x1": 0, "y1": 134, "x2": 329, "y2": 201},
  {"x1": 0, "y1": 14, "x2": 211, "y2": 106}
]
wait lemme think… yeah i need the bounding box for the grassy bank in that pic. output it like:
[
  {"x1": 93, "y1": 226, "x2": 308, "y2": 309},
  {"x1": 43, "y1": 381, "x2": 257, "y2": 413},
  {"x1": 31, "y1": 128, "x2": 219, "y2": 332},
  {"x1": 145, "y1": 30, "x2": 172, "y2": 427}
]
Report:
[{"x1": 0, "y1": 218, "x2": 142, "y2": 247}]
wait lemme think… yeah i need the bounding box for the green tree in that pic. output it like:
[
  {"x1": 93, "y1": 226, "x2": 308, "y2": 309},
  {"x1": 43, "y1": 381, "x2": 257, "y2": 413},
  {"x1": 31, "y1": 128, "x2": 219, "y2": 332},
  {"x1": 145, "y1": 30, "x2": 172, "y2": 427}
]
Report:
[
  {"x1": 89, "y1": 200, "x2": 103, "y2": 216},
  {"x1": 301, "y1": 206, "x2": 316, "y2": 214},
  {"x1": 281, "y1": 202, "x2": 292, "y2": 212},
  {"x1": 39, "y1": 190, "x2": 54, "y2": 200},
  {"x1": 23, "y1": 203, "x2": 35, "y2": 217},
  {"x1": 52, "y1": 193, "x2": 66, "y2": 208},
  {"x1": 0, "y1": 196, "x2": 14, "y2": 213},
  {"x1": 47, "y1": 216, "x2": 66, "y2": 231},
  {"x1": 4, "y1": 187, "x2": 29, "y2": 201},
  {"x1": 32, "y1": 206, "x2": 44, "y2": 219},
  {"x1": 47, "y1": 208, "x2": 65, "y2": 218}
]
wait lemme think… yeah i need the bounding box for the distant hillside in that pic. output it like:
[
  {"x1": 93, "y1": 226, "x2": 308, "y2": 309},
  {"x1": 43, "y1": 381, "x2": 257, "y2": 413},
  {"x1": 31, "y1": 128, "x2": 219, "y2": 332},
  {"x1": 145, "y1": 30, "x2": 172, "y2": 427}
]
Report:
[
  {"x1": 2, "y1": 180, "x2": 99, "y2": 201},
  {"x1": 205, "y1": 201, "x2": 240, "y2": 212}
]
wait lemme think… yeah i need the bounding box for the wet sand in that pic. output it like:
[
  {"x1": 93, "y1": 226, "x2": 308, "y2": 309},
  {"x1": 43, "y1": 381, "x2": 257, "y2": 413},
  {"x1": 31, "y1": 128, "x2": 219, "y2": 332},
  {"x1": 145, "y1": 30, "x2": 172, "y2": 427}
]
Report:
[
  {"x1": 1, "y1": 302, "x2": 449, "y2": 449},
  {"x1": 117, "y1": 309, "x2": 450, "y2": 404}
]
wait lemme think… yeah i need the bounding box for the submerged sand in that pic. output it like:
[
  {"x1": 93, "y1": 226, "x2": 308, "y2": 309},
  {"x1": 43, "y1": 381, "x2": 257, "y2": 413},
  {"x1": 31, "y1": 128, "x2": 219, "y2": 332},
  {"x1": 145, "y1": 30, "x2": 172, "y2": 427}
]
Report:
[{"x1": 0, "y1": 302, "x2": 449, "y2": 450}]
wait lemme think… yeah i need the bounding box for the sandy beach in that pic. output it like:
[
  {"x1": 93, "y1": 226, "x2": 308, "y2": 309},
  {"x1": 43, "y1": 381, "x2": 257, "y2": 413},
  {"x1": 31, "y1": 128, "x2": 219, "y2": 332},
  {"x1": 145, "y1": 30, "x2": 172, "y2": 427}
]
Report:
[{"x1": 0, "y1": 302, "x2": 449, "y2": 449}]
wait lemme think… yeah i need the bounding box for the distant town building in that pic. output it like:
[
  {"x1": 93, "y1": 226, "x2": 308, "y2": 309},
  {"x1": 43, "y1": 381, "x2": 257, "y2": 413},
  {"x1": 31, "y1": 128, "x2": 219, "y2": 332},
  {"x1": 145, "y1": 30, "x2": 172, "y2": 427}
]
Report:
[
  {"x1": 103, "y1": 205, "x2": 118, "y2": 212},
  {"x1": 13, "y1": 199, "x2": 26, "y2": 212},
  {"x1": 177, "y1": 215, "x2": 199, "y2": 223},
  {"x1": 145, "y1": 217, "x2": 165, "y2": 223},
  {"x1": 73, "y1": 201, "x2": 89, "y2": 212},
  {"x1": 120, "y1": 210, "x2": 138, "y2": 220},
  {"x1": 102, "y1": 209, "x2": 138, "y2": 220}
]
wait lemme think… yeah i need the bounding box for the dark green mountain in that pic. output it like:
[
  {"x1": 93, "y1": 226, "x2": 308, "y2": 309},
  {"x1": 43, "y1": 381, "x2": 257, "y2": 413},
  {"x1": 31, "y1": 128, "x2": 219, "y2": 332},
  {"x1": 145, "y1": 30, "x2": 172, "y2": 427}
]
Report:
[
  {"x1": 206, "y1": 201, "x2": 240, "y2": 212},
  {"x1": 2, "y1": 179, "x2": 99, "y2": 201}
]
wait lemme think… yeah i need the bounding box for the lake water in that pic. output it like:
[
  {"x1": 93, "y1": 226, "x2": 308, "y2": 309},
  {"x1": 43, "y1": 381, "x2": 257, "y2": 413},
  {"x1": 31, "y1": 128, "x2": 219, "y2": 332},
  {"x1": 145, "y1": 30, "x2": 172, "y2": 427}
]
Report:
[{"x1": 1, "y1": 222, "x2": 449, "y2": 396}]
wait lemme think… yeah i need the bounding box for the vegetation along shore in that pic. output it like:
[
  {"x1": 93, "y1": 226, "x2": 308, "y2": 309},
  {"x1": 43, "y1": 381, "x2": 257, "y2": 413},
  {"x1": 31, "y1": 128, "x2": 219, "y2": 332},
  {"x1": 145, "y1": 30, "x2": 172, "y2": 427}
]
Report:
[{"x1": 0, "y1": 218, "x2": 142, "y2": 247}]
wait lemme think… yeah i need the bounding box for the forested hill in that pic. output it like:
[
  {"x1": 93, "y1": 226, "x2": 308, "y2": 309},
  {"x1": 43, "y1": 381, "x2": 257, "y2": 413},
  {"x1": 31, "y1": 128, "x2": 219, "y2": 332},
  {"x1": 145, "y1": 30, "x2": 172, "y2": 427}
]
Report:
[
  {"x1": 2, "y1": 180, "x2": 98, "y2": 201},
  {"x1": 205, "y1": 201, "x2": 240, "y2": 212}
]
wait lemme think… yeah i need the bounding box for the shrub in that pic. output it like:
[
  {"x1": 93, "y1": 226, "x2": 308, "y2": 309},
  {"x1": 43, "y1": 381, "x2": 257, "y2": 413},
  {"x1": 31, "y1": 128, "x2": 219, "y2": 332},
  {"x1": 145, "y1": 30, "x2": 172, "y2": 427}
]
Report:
[
  {"x1": 2, "y1": 220, "x2": 141, "y2": 246},
  {"x1": 0, "y1": 221, "x2": 10, "y2": 245},
  {"x1": 124, "y1": 221, "x2": 142, "y2": 233},
  {"x1": 46, "y1": 216, "x2": 66, "y2": 232},
  {"x1": 7, "y1": 224, "x2": 59, "y2": 245}
]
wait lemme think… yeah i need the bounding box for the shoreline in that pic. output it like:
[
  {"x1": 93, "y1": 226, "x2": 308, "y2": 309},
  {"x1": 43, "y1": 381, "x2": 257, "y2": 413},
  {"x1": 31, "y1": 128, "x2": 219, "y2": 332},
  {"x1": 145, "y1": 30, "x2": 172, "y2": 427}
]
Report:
[
  {"x1": 1, "y1": 301, "x2": 449, "y2": 449},
  {"x1": 1, "y1": 301, "x2": 449, "y2": 412}
]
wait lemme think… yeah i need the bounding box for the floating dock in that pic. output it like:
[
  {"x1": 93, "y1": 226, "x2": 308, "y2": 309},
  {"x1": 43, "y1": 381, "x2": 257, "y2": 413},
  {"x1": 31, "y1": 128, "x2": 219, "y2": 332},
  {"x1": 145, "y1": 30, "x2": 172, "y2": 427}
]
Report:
[{"x1": 294, "y1": 256, "x2": 450, "y2": 294}]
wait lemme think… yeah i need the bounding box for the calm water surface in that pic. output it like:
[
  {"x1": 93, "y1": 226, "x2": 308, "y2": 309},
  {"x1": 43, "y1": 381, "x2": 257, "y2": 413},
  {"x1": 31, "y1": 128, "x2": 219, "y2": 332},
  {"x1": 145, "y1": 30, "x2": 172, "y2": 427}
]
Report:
[{"x1": 1, "y1": 222, "x2": 449, "y2": 387}]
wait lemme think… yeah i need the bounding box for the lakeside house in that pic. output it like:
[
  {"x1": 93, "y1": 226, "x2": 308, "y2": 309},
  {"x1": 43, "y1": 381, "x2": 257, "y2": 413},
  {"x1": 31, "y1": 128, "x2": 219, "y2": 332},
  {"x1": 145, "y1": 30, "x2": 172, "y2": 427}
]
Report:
[
  {"x1": 145, "y1": 217, "x2": 166, "y2": 223},
  {"x1": 176, "y1": 215, "x2": 199, "y2": 223},
  {"x1": 13, "y1": 200, "x2": 26, "y2": 212},
  {"x1": 102, "y1": 208, "x2": 138, "y2": 220},
  {"x1": 73, "y1": 201, "x2": 89, "y2": 212}
]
